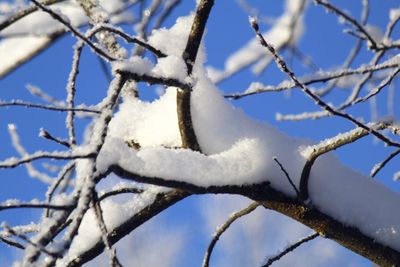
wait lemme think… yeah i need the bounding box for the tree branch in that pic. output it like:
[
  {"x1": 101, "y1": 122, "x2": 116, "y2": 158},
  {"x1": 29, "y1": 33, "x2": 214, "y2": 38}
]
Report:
[{"x1": 177, "y1": 0, "x2": 214, "y2": 152}]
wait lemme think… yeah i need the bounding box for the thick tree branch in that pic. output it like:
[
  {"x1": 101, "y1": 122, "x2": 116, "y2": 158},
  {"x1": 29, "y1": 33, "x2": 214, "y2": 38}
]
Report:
[
  {"x1": 177, "y1": 0, "x2": 214, "y2": 152},
  {"x1": 65, "y1": 189, "x2": 189, "y2": 267},
  {"x1": 109, "y1": 164, "x2": 400, "y2": 266}
]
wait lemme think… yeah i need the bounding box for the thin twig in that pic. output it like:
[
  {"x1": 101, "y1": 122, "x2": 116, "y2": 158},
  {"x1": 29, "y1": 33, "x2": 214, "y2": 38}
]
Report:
[
  {"x1": 371, "y1": 148, "x2": 400, "y2": 177},
  {"x1": 226, "y1": 58, "x2": 400, "y2": 99},
  {"x1": 0, "y1": 151, "x2": 94, "y2": 169},
  {"x1": 0, "y1": 236, "x2": 25, "y2": 250},
  {"x1": 0, "y1": 100, "x2": 100, "y2": 113},
  {"x1": 39, "y1": 128, "x2": 70, "y2": 148},
  {"x1": 250, "y1": 19, "x2": 400, "y2": 149},
  {"x1": 273, "y1": 157, "x2": 300, "y2": 198},
  {"x1": 354, "y1": 67, "x2": 400, "y2": 104},
  {"x1": 202, "y1": 202, "x2": 260, "y2": 267},
  {"x1": 92, "y1": 190, "x2": 123, "y2": 267},
  {"x1": 0, "y1": 0, "x2": 65, "y2": 32},
  {"x1": 8, "y1": 124, "x2": 53, "y2": 184},
  {"x1": 45, "y1": 162, "x2": 75, "y2": 217},
  {"x1": 98, "y1": 187, "x2": 143, "y2": 202},
  {"x1": 3, "y1": 224, "x2": 62, "y2": 259},
  {"x1": 0, "y1": 202, "x2": 73, "y2": 211},
  {"x1": 26, "y1": 84, "x2": 65, "y2": 106},
  {"x1": 261, "y1": 232, "x2": 319, "y2": 267},
  {"x1": 314, "y1": 0, "x2": 378, "y2": 49},
  {"x1": 30, "y1": 0, "x2": 116, "y2": 61}
]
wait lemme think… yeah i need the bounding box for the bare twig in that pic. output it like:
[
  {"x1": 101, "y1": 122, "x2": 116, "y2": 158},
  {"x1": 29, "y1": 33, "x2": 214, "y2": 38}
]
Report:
[
  {"x1": 0, "y1": 202, "x2": 73, "y2": 212},
  {"x1": 0, "y1": 236, "x2": 25, "y2": 250},
  {"x1": 202, "y1": 202, "x2": 260, "y2": 267},
  {"x1": 261, "y1": 232, "x2": 319, "y2": 267},
  {"x1": 273, "y1": 157, "x2": 300, "y2": 198}
]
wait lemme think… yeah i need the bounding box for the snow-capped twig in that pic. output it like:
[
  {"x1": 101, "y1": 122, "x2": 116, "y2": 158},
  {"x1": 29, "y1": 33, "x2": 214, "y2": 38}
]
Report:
[
  {"x1": 0, "y1": 100, "x2": 100, "y2": 113},
  {"x1": 39, "y1": 128, "x2": 70, "y2": 148},
  {"x1": 371, "y1": 148, "x2": 400, "y2": 177},
  {"x1": 299, "y1": 121, "x2": 390, "y2": 201},
  {"x1": 26, "y1": 84, "x2": 65, "y2": 107},
  {"x1": 3, "y1": 224, "x2": 62, "y2": 259},
  {"x1": 30, "y1": 0, "x2": 116, "y2": 61},
  {"x1": 261, "y1": 232, "x2": 319, "y2": 267},
  {"x1": 0, "y1": 150, "x2": 94, "y2": 169},
  {"x1": 115, "y1": 69, "x2": 191, "y2": 90},
  {"x1": 8, "y1": 124, "x2": 53, "y2": 184},
  {"x1": 226, "y1": 57, "x2": 400, "y2": 99},
  {"x1": 354, "y1": 67, "x2": 400, "y2": 104},
  {"x1": 45, "y1": 162, "x2": 75, "y2": 216},
  {"x1": 49, "y1": 75, "x2": 126, "y2": 266},
  {"x1": 98, "y1": 24, "x2": 166, "y2": 58},
  {"x1": 250, "y1": 19, "x2": 400, "y2": 149},
  {"x1": 92, "y1": 190, "x2": 123, "y2": 267},
  {"x1": 202, "y1": 202, "x2": 260, "y2": 267}
]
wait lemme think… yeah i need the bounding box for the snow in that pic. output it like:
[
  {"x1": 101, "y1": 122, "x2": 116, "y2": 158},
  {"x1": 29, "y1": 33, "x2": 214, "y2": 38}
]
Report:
[
  {"x1": 389, "y1": 8, "x2": 400, "y2": 21},
  {"x1": 112, "y1": 56, "x2": 154, "y2": 75},
  {"x1": 9, "y1": 2, "x2": 398, "y2": 262},
  {"x1": 112, "y1": 55, "x2": 188, "y2": 83},
  {"x1": 96, "y1": 12, "x2": 400, "y2": 253},
  {"x1": 152, "y1": 55, "x2": 188, "y2": 82}
]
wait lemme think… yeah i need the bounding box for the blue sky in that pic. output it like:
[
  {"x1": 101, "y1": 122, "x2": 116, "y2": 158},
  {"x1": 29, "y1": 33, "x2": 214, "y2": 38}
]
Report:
[{"x1": 1, "y1": 0, "x2": 399, "y2": 266}]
